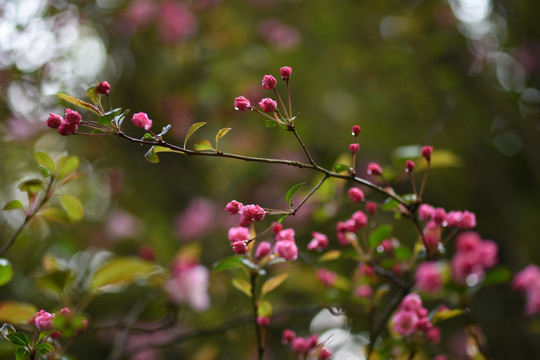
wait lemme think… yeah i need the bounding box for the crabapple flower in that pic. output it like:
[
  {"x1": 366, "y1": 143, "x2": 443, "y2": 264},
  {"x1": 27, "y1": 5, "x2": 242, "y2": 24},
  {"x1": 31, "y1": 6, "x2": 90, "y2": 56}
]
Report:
[
  {"x1": 348, "y1": 187, "x2": 365, "y2": 202},
  {"x1": 259, "y1": 97, "x2": 277, "y2": 113},
  {"x1": 225, "y1": 200, "x2": 243, "y2": 215},
  {"x1": 365, "y1": 201, "x2": 377, "y2": 215},
  {"x1": 232, "y1": 241, "x2": 248, "y2": 255},
  {"x1": 59, "y1": 307, "x2": 71, "y2": 317},
  {"x1": 418, "y1": 204, "x2": 434, "y2": 221},
  {"x1": 257, "y1": 316, "x2": 270, "y2": 327},
  {"x1": 228, "y1": 226, "x2": 250, "y2": 243},
  {"x1": 234, "y1": 96, "x2": 251, "y2": 111},
  {"x1": 400, "y1": 293, "x2": 423, "y2": 312},
  {"x1": 367, "y1": 162, "x2": 382, "y2": 176},
  {"x1": 256, "y1": 241, "x2": 272, "y2": 258},
  {"x1": 262, "y1": 75, "x2": 277, "y2": 90},
  {"x1": 65, "y1": 108, "x2": 82, "y2": 125},
  {"x1": 426, "y1": 327, "x2": 441, "y2": 344},
  {"x1": 415, "y1": 262, "x2": 443, "y2": 294},
  {"x1": 513, "y1": 265, "x2": 540, "y2": 315},
  {"x1": 355, "y1": 284, "x2": 372, "y2": 298},
  {"x1": 352, "y1": 125, "x2": 361, "y2": 136},
  {"x1": 97, "y1": 81, "x2": 111, "y2": 95},
  {"x1": 316, "y1": 268, "x2": 337, "y2": 287},
  {"x1": 349, "y1": 143, "x2": 360, "y2": 154},
  {"x1": 282, "y1": 329, "x2": 296, "y2": 344},
  {"x1": 307, "y1": 231, "x2": 328, "y2": 251},
  {"x1": 432, "y1": 207, "x2": 446, "y2": 225},
  {"x1": 291, "y1": 337, "x2": 309, "y2": 354},
  {"x1": 392, "y1": 310, "x2": 419, "y2": 336},
  {"x1": 280, "y1": 66, "x2": 292, "y2": 80},
  {"x1": 165, "y1": 261, "x2": 210, "y2": 311},
  {"x1": 28, "y1": 310, "x2": 56, "y2": 331},
  {"x1": 46, "y1": 113, "x2": 63, "y2": 129},
  {"x1": 131, "y1": 112, "x2": 153, "y2": 130},
  {"x1": 58, "y1": 121, "x2": 78, "y2": 136},
  {"x1": 276, "y1": 228, "x2": 295, "y2": 242},
  {"x1": 275, "y1": 240, "x2": 298, "y2": 260},
  {"x1": 451, "y1": 231, "x2": 498, "y2": 285},
  {"x1": 351, "y1": 210, "x2": 368, "y2": 230},
  {"x1": 319, "y1": 349, "x2": 332, "y2": 360},
  {"x1": 240, "y1": 204, "x2": 266, "y2": 225},
  {"x1": 459, "y1": 210, "x2": 476, "y2": 229},
  {"x1": 421, "y1": 145, "x2": 433, "y2": 161},
  {"x1": 405, "y1": 160, "x2": 415, "y2": 172}
]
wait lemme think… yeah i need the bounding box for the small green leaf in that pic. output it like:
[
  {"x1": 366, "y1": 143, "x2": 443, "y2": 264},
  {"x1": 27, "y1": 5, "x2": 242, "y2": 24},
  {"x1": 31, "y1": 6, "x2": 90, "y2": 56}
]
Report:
[
  {"x1": 35, "y1": 342, "x2": 55, "y2": 355},
  {"x1": 369, "y1": 225, "x2": 393, "y2": 249},
  {"x1": 285, "y1": 182, "x2": 305, "y2": 207},
  {"x1": 0, "y1": 259, "x2": 14, "y2": 286},
  {"x1": 381, "y1": 198, "x2": 399, "y2": 211},
  {"x1": 215, "y1": 128, "x2": 231, "y2": 150},
  {"x1": 57, "y1": 92, "x2": 100, "y2": 116},
  {"x1": 194, "y1": 140, "x2": 215, "y2": 152},
  {"x1": 89, "y1": 257, "x2": 160, "y2": 293},
  {"x1": 35, "y1": 269, "x2": 74, "y2": 295},
  {"x1": 15, "y1": 346, "x2": 29, "y2": 360},
  {"x1": 432, "y1": 308, "x2": 464, "y2": 324},
  {"x1": 3, "y1": 200, "x2": 25, "y2": 212},
  {"x1": 277, "y1": 214, "x2": 288, "y2": 223},
  {"x1": 261, "y1": 273, "x2": 289, "y2": 298},
  {"x1": 0, "y1": 301, "x2": 38, "y2": 324},
  {"x1": 257, "y1": 300, "x2": 272, "y2": 317},
  {"x1": 184, "y1": 122, "x2": 206, "y2": 148},
  {"x1": 266, "y1": 120, "x2": 278, "y2": 127},
  {"x1": 335, "y1": 164, "x2": 350, "y2": 173},
  {"x1": 56, "y1": 155, "x2": 79, "y2": 179},
  {"x1": 319, "y1": 250, "x2": 342, "y2": 262},
  {"x1": 39, "y1": 207, "x2": 71, "y2": 223},
  {"x1": 232, "y1": 277, "x2": 252, "y2": 297},
  {"x1": 34, "y1": 152, "x2": 55, "y2": 173},
  {"x1": 98, "y1": 108, "x2": 122, "y2": 125},
  {"x1": 213, "y1": 256, "x2": 244, "y2": 272},
  {"x1": 394, "y1": 246, "x2": 411, "y2": 261},
  {"x1": 59, "y1": 194, "x2": 84, "y2": 221},
  {"x1": 483, "y1": 266, "x2": 511, "y2": 286},
  {"x1": 142, "y1": 133, "x2": 154, "y2": 141},
  {"x1": 18, "y1": 179, "x2": 44, "y2": 194},
  {"x1": 158, "y1": 124, "x2": 172, "y2": 137},
  {"x1": 85, "y1": 84, "x2": 101, "y2": 106},
  {"x1": 145, "y1": 146, "x2": 160, "y2": 163}
]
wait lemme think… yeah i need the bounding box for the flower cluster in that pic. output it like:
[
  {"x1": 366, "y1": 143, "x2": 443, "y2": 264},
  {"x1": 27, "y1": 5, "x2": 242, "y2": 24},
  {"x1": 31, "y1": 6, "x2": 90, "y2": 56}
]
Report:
[
  {"x1": 225, "y1": 200, "x2": 266, "y2": 226},
  {"x1": 282, "y1": 329, "x2": 332, "y2": 359},
  {"x1": 349, "y1": 124, "x2": 361, "y2": 155},
  {"x1": 415, "y1": 262, "x2": 444, "y2": 294},
  {"x1": 47, "y1": 108, "x2": 82, "y2": 136},
  {"x1": 28, "y1": 308, "x2": 88, "y2": 337},
  {"x1": 392, "y1": 293, "x2": 440, "y2": 344},
  {"x1": 336, "y1": 210, "x2": 368, "y2": 245},
  {"x1": 513, "y1": 265, "x2": 540, "y2": 315},
  {"x1": 451, "y1": 231, "x2": 497, "y2": 285},
  {"x1": 164, "y1": 259, "x2": 210, "y2": 311}
]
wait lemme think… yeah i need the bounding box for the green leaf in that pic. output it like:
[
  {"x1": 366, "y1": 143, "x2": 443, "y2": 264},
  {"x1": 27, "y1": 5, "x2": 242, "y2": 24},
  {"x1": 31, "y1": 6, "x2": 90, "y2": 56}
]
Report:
[
  {"x1": 335, "y1": 164, "x2": 350, "y2": 173},
  {"x1": 0, "y1": 301, "x2": 38, "y2": 324},
  {"x1": 431, "y1": 308, "x2": 464, "y2": 324},
  {"x1": 57, "y1": 92, "x2": 100, "y2": 116},
  {"x1": 265, "y1": 120, "x2": 278, "y2": 127},
  {"x1": 3, "y1": 200, "x2": 25, "y2": 212},
  {"x1": 34, "y1": 152, "x2": 55, "y2": 173},
  {"x1": 59, "y1": 194, "x2": 84, "y2": 221},
  {"x1": 319, "y1": 250, "x2": 342, "y2": 262},
  {"x1": 482, "y1": 266, "x2": 511, "y2": 286},
  {"x1": 213, "y1": 256, "x2": 244, "y2": 272},
  {"x1": 85, "y1": 84, "x2": 101, "y2": 106},
  {"x1": 35, "y1": 342, "x2": 55, "y2": 355},
  {"x1": 257, "y1": 300, "x2": 272, "y2": 317},
  {"x1": 277, "y1": 214, "x2": 288, "y2": 223},
  {"x1": 381, "y1": 198, "x2": 399, "y2": 211},
  {"x1": 15, "y1": 347, "x2": 29, "y2": 360},
  {"x1": 56, "y1": 155, "x2": 79, "y2": 179},
  {"x1": 18, "y1": 179, "x2": 44, "y2": 194},
  {"x1": 98, "y1": 108, "x2": 122, "y2": 125},
  {"x1": 285, "y1": 182, "x2": 305, "y2": 207},
  {"x1": 394, "y1": 246, "x2": 411, "y2": 261},
  {"x1": 231, "y1": 277, "x2": 252, "y2": 298},
  {"x1": 369, "y1": 225, "x2": 393, "y2": 249},
  {"x1": 183, "y1": 122, "x2": 207, "y2": 148},
  {"x1": 145, "y1": 146, "x2": 160, "y2": 163},
  {"x1": 89, "y1": 257, "x2": 159, "y2": 293},
  {"x1": 194, "y1": 140, "x2": 215, "y2": 152},
  {"x1": 8, "y1": 332, "x2": 31, "y2": 347},
  {"x1": 38, "y1": 207, "x2": 71, "y2": 223},
  {"x1": 0, "y1": 259, "x2": 14, "y2": 286},
  {"x1": 261, "y1": 273, "x2": 289, "y2": 298},
  {"x1": 35, "y1": 269, "x2": 74, "y2": 295},
  {"x1": 215, "y1": 128, "x2": 231, "y2": 150}
]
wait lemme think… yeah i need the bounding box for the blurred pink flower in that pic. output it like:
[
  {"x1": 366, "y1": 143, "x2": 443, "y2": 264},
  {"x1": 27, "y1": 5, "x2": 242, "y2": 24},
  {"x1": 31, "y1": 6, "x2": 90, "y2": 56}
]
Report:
[
  {"x1": 28, "y1": 310, "x2": 55, "y2": 331},
  {"x1": 259, "y1": 19, "x2": 301, "y2": 50},
  {"x1": 175, "y1": 198, "x2": 217, "y2": 241},
  {"x1": 158, "y1": 2, "x2": 197, "y2": 44},
  {"x1": 165, "y1": 261, "x2": 210, "y2": 311},
  {"x1": 105, "y1": 210, "x2": 141, "y2": 240},
  {"x1": 415, "y1": 262, "x2": 443, "y2": 294}
]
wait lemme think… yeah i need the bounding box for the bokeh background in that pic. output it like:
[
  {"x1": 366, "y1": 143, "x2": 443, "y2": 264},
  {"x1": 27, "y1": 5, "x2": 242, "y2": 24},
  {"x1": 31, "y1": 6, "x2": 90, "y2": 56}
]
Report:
[{"x1": 1, "y1": 0, "x2": 540, "y2": 358}]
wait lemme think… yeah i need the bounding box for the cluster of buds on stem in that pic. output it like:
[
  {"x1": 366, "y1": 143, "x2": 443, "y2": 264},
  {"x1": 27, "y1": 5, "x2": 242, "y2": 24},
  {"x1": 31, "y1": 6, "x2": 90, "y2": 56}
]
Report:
[{"x1": 282, "y1": 329, "x2": 332, "y2": 359}]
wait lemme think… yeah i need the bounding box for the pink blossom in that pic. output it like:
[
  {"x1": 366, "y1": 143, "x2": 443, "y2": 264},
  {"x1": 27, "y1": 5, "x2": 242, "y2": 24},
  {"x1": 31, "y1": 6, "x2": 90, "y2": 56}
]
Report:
[
  {"x1": 259, "y1": 97, "x2": 277, "y2": 113},
  {"x1": 307, "y1": 232, "x2": 328, "y2": 251},
  {"x1": 405, "y1": 160, "x2": 415, "y2": 172},
  {"x1": 418, "y1": 204, "x2": 434, "y2": 221},
  {"x1": 355, "y1": 284, "x2": 372, "y2": 298},
  {"x1": 525, "y1": 288, "x2": 540, "y2": 315},
  {"x1": 234, "y1": 96, "x2": 251, "y2": 111},
  {"x1": 59, "y1": 308, "x2": 71, "y2": 317},
  {"x1": 352, "y1": 125, "x2": 361, "y2": 136},
  {"x1": 272, "y1": 222, "x2": 283, "y2": 234},
  {"x1": 415, "y1": 262, "x2": 443, "y2": 294},
  {"x1": 232, "y1": 241, "x2": 248, "y2": 255},
  {"x1": 138, "y1": 245, "x2": 156, "y2": 261},
  {"x1": 28, "y1": 310, "x2": 55, "y2": 331},
  {"x1": 257, "y1": 316, "x2": 270, "y2": 327},
  {"x1": 513, "y1": 265, "x2": 540, "y2": 292},
  {"x1": 174, "y1": 198, "x2": 216, "y2": 241},
  {"x1": 359, "y1": 263, "x2": 374, "y2": 276},
  {"x1": 259, "y1": 18, "x2": 301, "y2": 49},
  {"x1": 280, "y1": 66, "x2": 292, "y2": 80},
  {"x1": 256, "y1": 241, "x2": 272, "y2": 258},
  {"x1": 336, "y1": 231, "x2": 348, "y2": 245},
  {"x1": 261, "y1": 75, "x2": 277, "y2": 90},
  {"x1": 400, "y1": 293, "x2": 423, "y2": 312},
  {"x1": 459, "y1": 210, "x2": 476, "y2": 229},
  {"x1": 318, "y1": 349, "x2": 332, "y2": 360},
  {"x1": 392, "y1": 310, "x2": 419, "y2": 336},
  {"x1": 240, "y1": 204, "x2": 266, "y2": 225},
  {"x1": 423, "y1": 226, "x2": 441, "y2": 256},
  {"x1": 282, "y1": 329, "x2": 296, "y2": 344},
  {"x1": 445, "y1": 211, "x2": 462, "y2": 227},
  {"x1": 351, "y1": 211, "x2": 368, "y2": 231},
  {"x1": 275, "y1": 240, "x2": 298, "y2": 260},
  {"x1": 276, "y1": 228, "x2": 295, "y2": 242},
  {"x1": 307, "y1": 334, "x2": 319, "y2": 348},
  {"x1": 58, "y1": 121, "x2": 78, "y2": 136},
  {"x1": 416, "y1": 316, "x2": 433, "y2": 331},
  {"x1": 349, "y1": 143, "x2": 360, "y2": 154},
  {"x1": 291, "y1": 337, "x2": 309, "y2": 354},
  {"x1": 451, "y1": 232, "x2": 498, "y2": 284},
  {"x1": 367, "y1": 162, "x2": 382, "y2": 176},
  {"x1": 165, "y1": 262, "x2": 210, "y2": 311},
  {"x1": 365, "y1": 201, "x2": 377, "y2": 215},
  {"x1": 131, "y1": 112, "x2": 153, "y2": 130},
  {"x1": 421, "y1": 145, "x2": 433, "y2": 161},
  {"x1": 97, "y1": 81, "x2": 111, "y2": 95},
  {"x1": 380, "y1": 239, "x2": 393, "y2": 252},
  {"x1": 228, "y1": 226, "x2": 250, "y2": 243},
  {"x1": 158, "y1": 2, "x2": 197, "y2": 44},
  {"x1": 316, "y1": 268, "x2": 337, "y2": 287},
  {"x1": 225, "y1": 200, "x2": 243, "y2": 215},
  {"x1": 426, "y1": 327, "x2": 441, "y2": 344},
  {"x1": 65, "y1": 108, "x2": 82, "y2": 125},
  {"x1": 46, "y1": 113, "x2": 63, "y2": 129},
  {"x1": 432, "y1": 207, "x2": 446, "y2": 225}
]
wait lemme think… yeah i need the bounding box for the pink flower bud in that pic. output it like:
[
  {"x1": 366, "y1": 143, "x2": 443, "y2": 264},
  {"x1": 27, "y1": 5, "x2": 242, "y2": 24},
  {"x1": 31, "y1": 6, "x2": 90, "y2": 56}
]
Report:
[
  {"x1": 240, "y1": 204, "x2": 266, "y2": 225},
  {"x1": 349, "y1": 143, "x2": 360, "y2": 154},
  {"x1": 131, "y1": 112, "x2": 153, "y2": 130},
  {"x1": 272, "y1": 222, "x2": 283, "y2": 234},
  {"x1": 276, "y1": 228, "x2": 295, "y2": 242},
  {"x1": 307, "y1": 231, "x2": 328, "y2": 251},
  {"x1": 138, "y1": 245, "x2": 156, "y2": 261},
  {"x1": 351, "y1": 210, "x2": 368, "y2": 230},
  {"x1": 282, "y1": 329, "x2": 296, "y2": 344},
  {"x1": 59, "y1": 307, "x2": 71, "y2": 317},
  {"x1": 275, "y1": 240, "x2": 298, "y2": 261},
  {"x1": 257, "y1": 316, "x2": 270, "y2": 327},
  {"x1": 352, "y1": 125, "x2": 361, "y2": 136},
  {"x1": 291, "y1": 337, "x2": 309, "y2": 354},
  {"x1": 232, "y1": 241, "x2": 247, "y2": 255},
  {"x1": 418, "y1": 204, "x2": 434, "y2": 221},
  {"x1": 445, "y1": 211, "x2": 462, "y2": 227},
  {"x1": 307, "y1": 334, "x2": 319, "y2": 348},
  {"x1": 228, "y1": 226, "x2": 250, "y2": 243},
  {"x1": 28, "y1": 310, "x2": 55, "y2": 331},
  {"x1": 359, "y1": 263, "x2": 374, "y2": 276},
  {"x1": 367, "y1": 162, "x2": 382, "y2": 176},
  {"x1": 421, "y1": 145, "x2": 433, "y2": 161},
  {"x1": 97, "y1": 81, "x2": 111, "y2": 95},
  {"x1": 405, "y1": 160, "x2": 415, "y2": 172},
  {"x1": 392, "y1": 310, "x2": 419, "y2": 336},
  {"x1": 50, "y1": 331, "x2": 61, "y2": 339},
  {"x1": 355, "y1": 284, "x2": 372, "y2": 298},
  {"x1": 256, "y1": 241, "x2": 272, "y2": 258},
  {"x1": 459, "y1": 210, "x2": 476, "y2": 229},
  {"x1": 58, "y1": 121, "x2": 78, "y2": 136},
  {"x1": 316, "y1": 268, "x2": 337, "y2": 287},
  {"x1": 46, "y1": 113, "x2": 63, "y2": 129},
  {"x1": 280, "y1": 66, "x2": 292, "y2": 80},
  {"x1": 426, "y1": 327, "x2": 441, "y2": 344},
  {"x1": 262, "y1": 75, "x2": 277, "y2": 90},
  {"x1": 318, "y1": 349, "x2": 332, "y2": 360},
  {"x1": 365, "y1": 201, "x2": 377, "y2": 216},
  {"x1": 416, "y1": 317, "x2": 433, "y2": 331},
  {"x1": 65, "y1": 108, "x2": 82, "y2": 125},
  {"x1": 400, "y1": 293, "x2": 423, "y2": 312},
  {"x1": 348, "y1": 187, "x2": 365, "y2": 202},
  {"x1": 225, "y1": 200, "x2": 243, "y2": 215},
  {"x1": 424, "y1": 227, "x2": 440, "y2": 256},
  {"x1": 415, "y1": 262, "x2": 443, "y2": 294},
  {"x1": 380, "y1": 239, "x2": 393, "y2": 252},
  {"x1": 234, "y1": 96, "x2": 251, "y2": 111},
  {"x1": 432, "y1": 207, "x2": 446, "y2": 225},
  {"x1": 259, "y1": 97, "x2": 277, "y2": 113}
]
